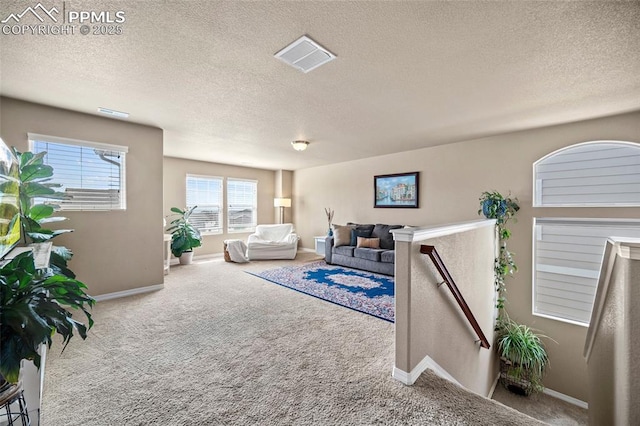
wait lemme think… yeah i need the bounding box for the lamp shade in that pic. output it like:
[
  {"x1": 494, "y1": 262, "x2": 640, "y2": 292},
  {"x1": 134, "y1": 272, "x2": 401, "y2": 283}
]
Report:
[{"x1": 274, "y1": 197, "x2": 292, "y2": 208}]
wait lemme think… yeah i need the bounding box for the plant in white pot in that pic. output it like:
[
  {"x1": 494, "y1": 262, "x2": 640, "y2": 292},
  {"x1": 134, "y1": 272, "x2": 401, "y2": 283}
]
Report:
[
  {"x1": 167, "y1": 206, "x2": 202, "y2": 265},
  {"x1": 1, "y1": 147, "x2": 94, "y2": 384}
]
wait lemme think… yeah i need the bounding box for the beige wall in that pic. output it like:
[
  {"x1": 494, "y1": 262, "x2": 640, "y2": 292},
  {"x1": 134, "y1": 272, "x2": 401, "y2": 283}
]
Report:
[
  {"x1": 275, "y1": 170, "x2": 294, "y2": 223},
  {"x1": 163, "y1": 157, "x2": 276, "y2": 257},
  {"x1": 294, "y1": 110, "x2": 640, "y2": 401},
  {"x1": 395, "y1": 223, "x2": 498, "y2": 396},
  {"x1": 587, "y1": 253, "x2": 640, "y2": 425},
  {"x1": 0, "y1": 97, "x2": 164, "y2": 296}
]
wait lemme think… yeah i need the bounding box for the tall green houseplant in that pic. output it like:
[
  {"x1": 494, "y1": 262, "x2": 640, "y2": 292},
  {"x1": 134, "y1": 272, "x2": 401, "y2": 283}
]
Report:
[
  {"x1": 478, "y1": 190, "x2": 551, "y2": 395},
  {"x1": 478, "y1": 191, "x2": 519, "y2": 319},
  {"x1": 167, "y1": 206, "x2": 202, "y2": 260},
  {"x1": 13, "y1": 149, "x2": 75, "y2": 278},
  {"x1": 0, "y1": 148, "x2": 94, "y2": 383}
]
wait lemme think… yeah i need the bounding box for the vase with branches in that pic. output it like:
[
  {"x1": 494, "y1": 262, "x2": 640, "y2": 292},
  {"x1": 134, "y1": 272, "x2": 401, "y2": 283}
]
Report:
[{"x1": 324, "y1": 207, "x2": 334, "y2": 236}]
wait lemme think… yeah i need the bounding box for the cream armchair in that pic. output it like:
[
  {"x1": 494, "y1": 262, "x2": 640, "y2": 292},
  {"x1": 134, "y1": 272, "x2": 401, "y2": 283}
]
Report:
[{"x1": 246, "y1": 224, "x2": 299, "y2": 260}]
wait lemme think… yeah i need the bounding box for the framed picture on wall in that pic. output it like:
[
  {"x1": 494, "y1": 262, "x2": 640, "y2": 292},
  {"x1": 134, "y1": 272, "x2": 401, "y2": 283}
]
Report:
[{"x1": 374, "y1": 172, "x2": 419, "y2": 208}]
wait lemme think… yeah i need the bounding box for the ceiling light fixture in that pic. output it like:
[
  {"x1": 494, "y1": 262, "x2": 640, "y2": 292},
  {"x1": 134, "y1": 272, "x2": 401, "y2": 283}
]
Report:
[
  {"x1": 97, "y1": 107, "x2": 129, "y2": 119},
  {"x1": 275, "y1": 35, "x2": 336, "y2": 73},
  {"x1": 291, "y1": 140, "x2": 310, "y2": 151}
]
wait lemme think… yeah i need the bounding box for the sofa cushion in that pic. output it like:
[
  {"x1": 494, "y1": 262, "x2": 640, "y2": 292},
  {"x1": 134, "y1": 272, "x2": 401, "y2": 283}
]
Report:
[
  {"x1": 381, "y1": 250, "x2": 395, "y2": 263},
  {"x1": 350, "y1": 228, "x2": 372, "y2": 246},
  {"x1": 372, "y1": 224, "x2": 403, "y2": 250},
  {"x1": 354, "y1": 248, "x2": 384, "y2": 262},
  {"x1": 331, "y1": 224, "x2": 353, "y2": 247},
  {"x1": 357, "y1": 237, "x2": 380, "y2": 249},
  {"x1": 347, "y1": 223, "x2": 374, "y2": 245},
  {"x1": 333, "y1": 245, "x2": 355, "y2": 256}
]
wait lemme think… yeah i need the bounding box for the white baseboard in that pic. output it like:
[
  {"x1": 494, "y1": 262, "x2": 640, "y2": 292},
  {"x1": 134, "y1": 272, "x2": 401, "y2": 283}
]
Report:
[
  {"x1": 392, "y1": 355, "x2": 462, "y2": 387},
  {"x1": 488, "y1": 372, "x2": 500, "y2": 398},
  {"x1": 170, "y1": 253, "x2": 224, "y2": 265},
  {"x1": 93, "y1": 283, "x2": 164, "y2": 302},
  {"x1": 489, "y1": 375, "x2": 586, "y2": 407},
  {"x1": 543, "y1": 387, "x2": 588, "y2": 409}
]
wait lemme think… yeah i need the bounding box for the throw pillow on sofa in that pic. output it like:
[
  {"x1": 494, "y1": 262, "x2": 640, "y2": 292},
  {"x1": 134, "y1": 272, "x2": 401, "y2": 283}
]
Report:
[
  {"x1": 350, "y1": 228, "x2": 373, "y2": 245},
  {"x1": 357, "y1": 237, "x2": 380, "y2": 249},
  {"x1": 331, "y1": 224, "x2": 353, "y2": 247},
  {"x1": 372, "y1": 224, "x2": 403, "y2": 250},
  {"x1": 347, "y1": 223, "x2": 375, "y2": 245}
]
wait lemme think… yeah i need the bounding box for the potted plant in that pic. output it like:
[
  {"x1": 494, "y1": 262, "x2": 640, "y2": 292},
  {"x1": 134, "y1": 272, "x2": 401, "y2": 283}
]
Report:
[
  {"x1": 167, "y1": 206, "x2": 202, "y2": 265},
  {"x1": 0, "y1": 251, "x2": 94, "y2": 383},
  {"x1": 12, "y1": 148, "x2": 76, "y2": 278},
  {"x1": 496, "y1": 317, "x2": 551, "y2": 395},
  {"x1": 478, "y1": 190, "x2": 553, "y2": 395},
  {"x1": 1, "y1": 147, "x2": 94, "y2": 384},
  {"x1": 478, "y1": 191, "x2": 520, "y2": 319}
]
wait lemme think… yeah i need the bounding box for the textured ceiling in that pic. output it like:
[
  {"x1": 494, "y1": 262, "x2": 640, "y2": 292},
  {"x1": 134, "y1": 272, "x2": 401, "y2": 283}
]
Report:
[{"x1": 1, "y1": 1, "x2": 639, "y2": 170}]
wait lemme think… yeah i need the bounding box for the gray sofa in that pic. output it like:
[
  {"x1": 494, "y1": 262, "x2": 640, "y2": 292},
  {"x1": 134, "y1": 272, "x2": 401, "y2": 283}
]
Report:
[{"x1": 324, "y1": 223, "x2": 403, "y2": 276}]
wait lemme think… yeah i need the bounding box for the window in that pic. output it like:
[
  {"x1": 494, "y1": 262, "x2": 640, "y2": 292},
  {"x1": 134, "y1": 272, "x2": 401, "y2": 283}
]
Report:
[
  {"x1": 186, "y1": 175, "x2": 223, "y2": 235},
  {"x1": 227, "y1": 179, "x2": 257, "y2": 233},
  {"x1": 532, "y1": 141, "x2": 640, "y2": 325},
  {"x1": 533, "y1": 141, "x2": 640, "y2": 207},
  {"x1": 29, "y1": 133, "x2": 127, "y2": 211},
  {"x1": 533, "y1": 218, "x2": 640, "y2": 325}
]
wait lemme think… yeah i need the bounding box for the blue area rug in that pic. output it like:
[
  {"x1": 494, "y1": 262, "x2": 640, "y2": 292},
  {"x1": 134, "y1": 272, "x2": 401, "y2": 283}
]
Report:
[{"x1": 247, "y1": 261, "x2": 394, "y2": 322}]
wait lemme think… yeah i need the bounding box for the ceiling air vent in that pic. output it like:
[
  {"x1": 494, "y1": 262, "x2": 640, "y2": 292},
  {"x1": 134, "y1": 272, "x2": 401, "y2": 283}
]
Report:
[{"x1": 274, "y1": 35, "x2": 336, "y2": 73}]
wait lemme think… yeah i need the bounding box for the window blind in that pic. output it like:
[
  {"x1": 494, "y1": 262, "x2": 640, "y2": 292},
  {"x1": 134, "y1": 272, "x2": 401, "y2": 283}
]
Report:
[
  {"x1": 227, "y1": 179, "x2": 257, "y2": 233},
  {"x1": 533, "y1": 218, "x2": 640, "y2": 325},
  {"x1": 29, "y1": 134, "x2": 127, "y2": 211},
  {"x1": 186, "y1": 175, "x2": 223, "y2": 234},
  {"x1": 534, "y1": 141, "x2": 640, "y2": 207}
]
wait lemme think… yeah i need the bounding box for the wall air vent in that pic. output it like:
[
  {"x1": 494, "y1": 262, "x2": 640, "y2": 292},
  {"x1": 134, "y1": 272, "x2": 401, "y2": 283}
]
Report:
[{"x1": 274, "y1": 35, "x2": 336, "y2": 73}]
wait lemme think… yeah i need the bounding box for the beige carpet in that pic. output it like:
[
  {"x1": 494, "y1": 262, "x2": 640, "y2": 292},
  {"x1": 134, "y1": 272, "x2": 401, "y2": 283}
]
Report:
[{"x1": 41, "y1": 253, "x2": 545, "y2": 425}]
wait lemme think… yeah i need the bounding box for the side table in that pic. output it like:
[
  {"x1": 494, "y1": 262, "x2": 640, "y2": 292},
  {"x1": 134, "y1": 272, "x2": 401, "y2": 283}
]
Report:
[{"x1": 314, "y1": 236, "x2": 327, "y2": 257}]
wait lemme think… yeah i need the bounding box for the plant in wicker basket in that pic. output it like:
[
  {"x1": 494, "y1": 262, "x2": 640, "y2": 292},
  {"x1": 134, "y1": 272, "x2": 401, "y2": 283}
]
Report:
[{"x1": 496, "y1": 317, "x2": 551, "y2": 395}]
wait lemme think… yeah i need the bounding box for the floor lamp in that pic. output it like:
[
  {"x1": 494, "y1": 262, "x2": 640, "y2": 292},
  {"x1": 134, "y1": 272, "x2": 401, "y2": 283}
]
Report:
[{"x1": 274, "y1": 198, "x2": 291, "y2": 224}]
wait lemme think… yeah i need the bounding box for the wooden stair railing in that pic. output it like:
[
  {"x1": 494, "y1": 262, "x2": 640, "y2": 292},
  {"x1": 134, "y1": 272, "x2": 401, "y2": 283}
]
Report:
[{"x1": 420, "y1": 245, "x2": 491, "y2": 349}]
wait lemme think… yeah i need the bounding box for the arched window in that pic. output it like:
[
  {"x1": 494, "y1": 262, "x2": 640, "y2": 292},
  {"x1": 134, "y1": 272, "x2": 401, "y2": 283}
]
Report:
[
  {"x1": 532, "y1": 141, "x2": 640, "y2": 326},
  {"x1": 533, "y1": 141, "x2": 640, "y2": 207}
]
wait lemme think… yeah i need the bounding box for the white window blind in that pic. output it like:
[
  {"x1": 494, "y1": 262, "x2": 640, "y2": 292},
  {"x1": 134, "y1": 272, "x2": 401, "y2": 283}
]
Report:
[
  {"x1": 533, "y1": 218, "x2": 640, "y2": 325},
  {"x1": 533, "y1": 141, "x2": 640, "y2": 207},
  {"x1": 186, "y1": 175, "x2": 223, "y2": 235},
  {"x1": 28, "y1": 133, "x2": 127, "y2": 211},
  {"x1": 227, "y1": 179, "x2": 257, "y2": 233}
]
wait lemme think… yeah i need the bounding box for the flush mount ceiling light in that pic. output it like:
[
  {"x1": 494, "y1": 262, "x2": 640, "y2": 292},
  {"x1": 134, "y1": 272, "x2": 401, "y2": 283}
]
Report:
[
  {"x1": 291, "y1": 140, "x2": 310, "y2": 151},
  {"x1": 97, "y1": 107, "x2": 129, "y2": 119},
  {"x1": 274, "y1": 35, "x2": 336, "y2": 73}
]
